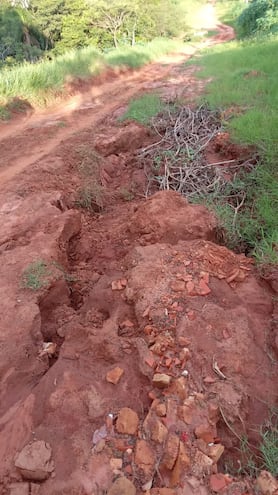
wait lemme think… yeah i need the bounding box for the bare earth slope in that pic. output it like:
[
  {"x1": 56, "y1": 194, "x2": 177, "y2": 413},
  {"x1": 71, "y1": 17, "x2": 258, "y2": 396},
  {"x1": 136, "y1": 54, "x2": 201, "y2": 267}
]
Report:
[{"x1": 0, "y1": 19, "x2": 277, "y2": 495}]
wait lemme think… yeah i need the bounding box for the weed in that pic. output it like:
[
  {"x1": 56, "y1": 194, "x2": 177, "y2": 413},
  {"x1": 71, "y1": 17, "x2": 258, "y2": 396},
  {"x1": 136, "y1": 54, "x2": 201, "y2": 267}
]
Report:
[
  {"x1": 77, "y1": 145, "x2": 102, "y2": 177},
  {"x1": 120, "y1": 94, "x2": 163, "y2": 125},
  {"x1": 260, "y1": 408, "x2": 278, "y2": 476},
  {"x1": 56, "y1": 120, "x2": 67, "y2": 128},
  {"x1": 21, "y1": 260, "x2": 49, "y2": 290},
  {"x1": 76, "y1": 185, "x2": 103, "y2": 211}
]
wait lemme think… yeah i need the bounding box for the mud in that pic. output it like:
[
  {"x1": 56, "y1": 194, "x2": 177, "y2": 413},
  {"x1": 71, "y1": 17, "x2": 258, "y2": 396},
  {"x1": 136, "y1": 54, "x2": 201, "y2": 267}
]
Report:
[{"x1": 0, "y1": 19, "x2": 277, "y2": 495}]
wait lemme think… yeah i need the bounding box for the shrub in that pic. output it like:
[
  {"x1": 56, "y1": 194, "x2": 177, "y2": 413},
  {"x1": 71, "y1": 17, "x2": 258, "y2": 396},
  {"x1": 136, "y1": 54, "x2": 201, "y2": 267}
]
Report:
[{"x1": 237, "y1": 0, "x2": 278, "y2": 37}]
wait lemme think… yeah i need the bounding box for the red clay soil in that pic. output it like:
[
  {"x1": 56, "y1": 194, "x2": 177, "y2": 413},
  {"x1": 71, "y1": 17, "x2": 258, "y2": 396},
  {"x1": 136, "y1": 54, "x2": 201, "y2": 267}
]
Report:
[{"x1": 0, "y1": 22, "x2": 277, "y2": 495}]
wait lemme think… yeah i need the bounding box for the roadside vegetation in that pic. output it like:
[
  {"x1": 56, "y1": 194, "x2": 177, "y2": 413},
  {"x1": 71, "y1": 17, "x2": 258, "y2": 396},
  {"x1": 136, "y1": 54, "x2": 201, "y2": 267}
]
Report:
[
  {"x1": 0, "y1": 0, "x2": 208, "y2": 112},
  {"x1": 0, "y1": 38, "x2": 183, "y2": 110},
  {"x1": 191, "y1": 0, "x2": 278, "y2": 263}
]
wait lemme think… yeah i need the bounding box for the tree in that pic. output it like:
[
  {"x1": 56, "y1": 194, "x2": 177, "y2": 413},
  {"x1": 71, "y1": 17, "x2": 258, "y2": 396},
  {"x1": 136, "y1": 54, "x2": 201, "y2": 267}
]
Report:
[{"x1": 30, "y1": 0, "x2": 66, "y2": 48}]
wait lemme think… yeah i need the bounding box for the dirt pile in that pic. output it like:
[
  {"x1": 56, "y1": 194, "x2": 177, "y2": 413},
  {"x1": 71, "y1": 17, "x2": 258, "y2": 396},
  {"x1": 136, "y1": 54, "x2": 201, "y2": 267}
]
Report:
[{"x1": 0, "y1": 182, "x2": 276, "y2": 494}]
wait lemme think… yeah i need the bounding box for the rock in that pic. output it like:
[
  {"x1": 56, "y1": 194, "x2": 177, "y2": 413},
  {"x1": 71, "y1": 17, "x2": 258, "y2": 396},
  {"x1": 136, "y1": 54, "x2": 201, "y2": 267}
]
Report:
[
  {"x1": 198, "y1": 278, "x2": 211, "y2": 296},
  {"x1": 210, "y1": 473, "x2": 232, "y2": 493},
  {"x1": 152, "y1": 373, "x2": 171, "y2": 389},
  {"x1": 9, "y1": 483, "x2": 29, "y2": 495},
  {"x1": 178, "y1": 404, "x2": 193, "y2": 425},
  {"x1": 180, "y1": 347, "x2": 191, "y2": 361},
  {"x1": 107, "y1": 476, "x2": 136, "y2": 495},
  {"x1": 110, "y1": 458, "x2": 123, "y2": 470},
  {"x1": 171, "y1": 441, "x2": 190, "y2": 486},
  {"x1": 135, "y1": 440, "x2": 156, "y2": 479},
  {"x1": 192, "y1": 450, "x2": 213, "y2": 478},
  {"x1": 257, "y1": 471, "x2": 278, "y2": 495},
  {"x1": 116, "y1": 407, "x2": 139, "y2": 435},
  {"x1": 170, "y1": 281, "x2": 186, "y2": 292},
  {"x1": 195, "y1": 423, "x2": 215, "y2": 443},
  {"x1": 162, "y1": 433, "x2": 180, "y2": 470},
  {"x1": 14, "y1": 441, "x2": 54, "y2": 481},
  {"x1": 143, "y1": 411, "x2": 168, "y2": 444},
  {"x1": 208, "y1": 444, "x2": 225, "y2": 464},
  {"x1": 183, "y1": 478, "x2": 210, "y2": 495},
  {"x1": 106, "y1": 367, "x2": 124, "y2": 384},
  {"x1": 155, "y1": 402, "x2": 167, "y2": 417},
  {"x1": 168, "y1": 376, "x2": 188, "y2": 400}
]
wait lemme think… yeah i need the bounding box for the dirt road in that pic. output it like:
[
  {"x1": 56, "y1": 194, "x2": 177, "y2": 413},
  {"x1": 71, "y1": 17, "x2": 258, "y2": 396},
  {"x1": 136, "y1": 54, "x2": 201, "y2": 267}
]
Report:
[
  {"x1": 0, "y1": 21, "x2": 234, "y2": 186},
  {"x1": 0, "y1": 15, "x2": 277, "y2": 495}
]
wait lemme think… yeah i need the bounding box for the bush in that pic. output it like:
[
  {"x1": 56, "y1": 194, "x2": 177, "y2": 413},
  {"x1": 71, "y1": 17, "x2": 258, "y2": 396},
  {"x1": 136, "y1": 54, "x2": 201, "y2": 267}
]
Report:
[{"x1": 237, "y1": 0, "x2": 278, "y2": 37}]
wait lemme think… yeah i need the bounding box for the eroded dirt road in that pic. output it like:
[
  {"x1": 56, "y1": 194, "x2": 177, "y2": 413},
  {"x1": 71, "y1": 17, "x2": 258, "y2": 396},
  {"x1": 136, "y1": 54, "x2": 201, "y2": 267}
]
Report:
[
  {"x1": 0, "y1": 17, "x2": 234, "y2": 185},
  {"x1": 0, "y1": 16, "x2": 277, "y2": 495}
]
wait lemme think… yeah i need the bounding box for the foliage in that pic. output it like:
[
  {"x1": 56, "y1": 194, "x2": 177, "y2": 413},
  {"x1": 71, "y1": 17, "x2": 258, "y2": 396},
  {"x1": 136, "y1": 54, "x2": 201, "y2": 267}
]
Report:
[
  {"x1": 0, "y1": 1, "x2": 46, "y2": 65},
  {"x1": 237, "y1": 0, "x2": 278, "y2": 37},
  {"x1": 0, "y1": 0, "x2": 195, "y2": 66}
]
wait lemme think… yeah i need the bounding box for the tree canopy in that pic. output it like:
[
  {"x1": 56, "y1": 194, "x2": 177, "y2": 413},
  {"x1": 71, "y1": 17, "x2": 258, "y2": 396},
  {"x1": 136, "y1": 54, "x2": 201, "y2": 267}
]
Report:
[{"x1": 0, "y1": 0, "x2": 190, "y2": 65}]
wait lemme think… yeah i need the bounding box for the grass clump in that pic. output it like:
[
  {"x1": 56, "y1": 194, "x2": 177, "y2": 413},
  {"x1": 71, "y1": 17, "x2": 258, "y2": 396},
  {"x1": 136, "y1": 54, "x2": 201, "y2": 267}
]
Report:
[
  {"x1": 21, "y1": 259, "x2": 77, "y2": 290},
  {"x1": 0, "y1": 106, "x2": 11, "y2": 120},
  {"x1": 21, "y1": 260, "x2": 49, "y2": 290},
  {"x1": 120, "y1": 94, "x2": 164, "y2": 125},
  {"x1": 75, "y1": 145, "x2": 106, "y2": 212}
]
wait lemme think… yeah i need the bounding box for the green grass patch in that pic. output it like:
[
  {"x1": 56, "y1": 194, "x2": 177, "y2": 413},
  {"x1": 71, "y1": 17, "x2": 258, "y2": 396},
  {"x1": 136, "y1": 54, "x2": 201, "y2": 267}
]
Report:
[
  {"x1": 21, "y1": 260, "x2": 49, "y2": 290},
  {"x1": 191, "y1": 35, "x2": 278, "y2": 263},
  {"x1": 21, "y1": 259, "x2": 76, "y2": 290},
  {"x1": 0, "y1": 38, "x2": 184, "y2": 109},
  {"x1": 120, "y1": 94, "x2": 164, "y2": 125}
]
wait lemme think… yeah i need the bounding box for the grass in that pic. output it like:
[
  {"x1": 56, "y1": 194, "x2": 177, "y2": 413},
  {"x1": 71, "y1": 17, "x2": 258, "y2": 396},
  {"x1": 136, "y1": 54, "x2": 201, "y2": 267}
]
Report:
[
  {"x1": 0, "y1": 38, "x2": 184, "y2": 113},
  {"x1": 21, "y1": 259, "x2": 76, "y2": 290},
  {"x1": 222, "y1": 408, "x2": 278, "y2": 478},
  {"x1": 119, "y1": 94, "x2": 164, "y2": 125},
  {"x1": 191, "y1": 34, "x2": 278, "y2": 263},
  {"x1": 21, "y1": 260, "x2": 49, "y2": 290}
]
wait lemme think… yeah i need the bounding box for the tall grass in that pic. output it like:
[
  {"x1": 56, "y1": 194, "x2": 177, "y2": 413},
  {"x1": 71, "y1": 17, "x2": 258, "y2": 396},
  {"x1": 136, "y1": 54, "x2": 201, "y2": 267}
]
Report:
[
  {"x1": 193, "y1": 35, "x2": 278, "y2": 263},
  {"x1": 0, "y1": 38, "x2": 184, "y2": 109}
]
